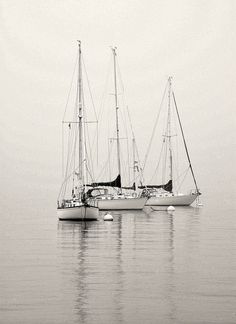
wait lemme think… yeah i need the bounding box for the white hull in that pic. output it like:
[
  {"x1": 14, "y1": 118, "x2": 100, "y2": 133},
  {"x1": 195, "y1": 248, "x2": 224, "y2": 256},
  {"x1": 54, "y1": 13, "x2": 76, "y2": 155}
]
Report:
[
  {"x1": 95, "y1": 197, "x2": 147, "y2": 210},
  {"x1": 145, "y1": 194, "x2": 198, "y2": 206},
  {"x1": 57, "y1": 205, "x2": 99, "y2": 220}
]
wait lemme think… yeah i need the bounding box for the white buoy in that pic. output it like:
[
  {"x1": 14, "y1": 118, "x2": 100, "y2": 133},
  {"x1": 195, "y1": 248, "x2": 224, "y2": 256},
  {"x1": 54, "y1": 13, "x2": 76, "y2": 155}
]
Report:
[
  {"x1": 167, "y1": 206, "x2": 175, "y2": 212},
  {"x1": 103, "y1": 213, "x2": 113, "y2": 221}
]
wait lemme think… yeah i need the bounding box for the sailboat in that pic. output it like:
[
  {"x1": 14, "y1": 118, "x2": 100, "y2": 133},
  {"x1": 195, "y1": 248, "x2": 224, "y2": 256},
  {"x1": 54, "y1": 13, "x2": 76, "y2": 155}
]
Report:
[
  {"x1": 57, "y1": 41, "x2": 99, "y2": 220},
  {"x1": 87, "y1": 47, "x2": 147, "y2": 210},
  {"x1": 140, "y1": 77, "x2": 201, "y2": 206}
]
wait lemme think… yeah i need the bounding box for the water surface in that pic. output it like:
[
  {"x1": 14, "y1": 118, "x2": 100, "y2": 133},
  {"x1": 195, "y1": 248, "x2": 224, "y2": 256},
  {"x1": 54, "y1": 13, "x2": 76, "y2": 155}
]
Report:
[{"x1": 1, "y1": 197, "x2": 236, "y2": 323}]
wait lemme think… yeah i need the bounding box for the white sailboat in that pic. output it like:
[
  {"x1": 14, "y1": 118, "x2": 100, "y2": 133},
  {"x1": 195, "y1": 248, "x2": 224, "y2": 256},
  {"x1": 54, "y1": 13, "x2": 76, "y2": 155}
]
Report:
[
  {"x1": 57, "y1": 41, "x2": 99, "y2": 220},
  {"x1": 87, "y1": 47, "x2": 147, "y2": 210},
  {"x1": 141, "y1": 77, "x2": 201, "y2": 206}
]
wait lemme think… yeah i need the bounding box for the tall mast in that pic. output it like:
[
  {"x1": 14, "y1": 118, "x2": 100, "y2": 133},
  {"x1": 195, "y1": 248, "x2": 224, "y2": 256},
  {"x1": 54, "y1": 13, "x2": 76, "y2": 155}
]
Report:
[
  {"x1": 112, "y1": 47, "x2": 121, "y2": 179},
  {"x1": 78, "y1": 40, "x2": 83, "y2": 185},
  {"x1": 167, "y1": 76, "x2": 173, "y2": 190}
]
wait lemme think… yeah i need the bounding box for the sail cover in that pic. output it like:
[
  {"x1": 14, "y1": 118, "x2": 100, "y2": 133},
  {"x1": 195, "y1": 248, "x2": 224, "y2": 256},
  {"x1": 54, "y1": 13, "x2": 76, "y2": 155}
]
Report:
[
  {"x1": 88, "y1": 174, "x2": 121, "y2": 188},
  {"x1": 138, "y1": 180, "x2": 172, "y2": 192}
]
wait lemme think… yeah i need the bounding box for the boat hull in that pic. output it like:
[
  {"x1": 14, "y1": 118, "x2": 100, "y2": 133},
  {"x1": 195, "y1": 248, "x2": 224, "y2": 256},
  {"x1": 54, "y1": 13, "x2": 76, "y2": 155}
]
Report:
[
  {"x1": 145, "y1": 194, "x2": 198, "y2": 206},
  {"x1": 57, "y1": 205, "x2": 99, "y2": 220},
  {"x1": 95, "y1": 197, "x2": 147, "y2": 210}
]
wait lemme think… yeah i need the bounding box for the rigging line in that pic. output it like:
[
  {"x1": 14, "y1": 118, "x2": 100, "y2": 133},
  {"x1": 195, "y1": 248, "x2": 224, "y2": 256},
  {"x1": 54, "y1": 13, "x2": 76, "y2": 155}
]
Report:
[
  {"x1": 63, "y1": 79, "x2": 80, "y2": 192},
  {"x1": 116, "y1": 57, "x2": 132, "y2": 127},
  {"x1": 118, "y1": 103, "x2": 131, "y2": 183},
  {"x1": 85, "y1": 162, "x2": 94, "y2": 183},
  {"x1": 172, "y1": 98, "x2": 179, "y2": 185},
  {"x1": 162, "y1": 133, "x2": 168, "y2": 184},
  {"x1": 116, "y1": 58, "x2": 133, "y2": 184},
  {"x1": 72, "y1": 98, "x2": 80, "y2": 165},
  {"x1": 112, "y1": 47, "x2": 121, "y2": 183},
  {"x1": 117, "y1": 55, "x2": 134, "y2": 176},
  {"x1": 60, "y1": 51, "x2": 79, "y2": 200},
  {"x1": 61, "y1": 137, "x2": 69, "y2": 198},
  {"x1": 108, "y1": 138, "x2": 111, "y2": 181},
  {"x1": 174, "y1": 166, "x2": 190, "y2": 182},
  {"x1": 116, "y1": 54, "x2": 131, "y2": 134},
  {"x1": 108, "y1": 140, "x2": 115, "y2": 181},
  {"x1": 84, "y1": 146, "x2": 91, "y2": 182},
  {"x1": 84, "y1": 123, "x2": 94, "y2": 181},
  {"x1": 172, "y1": 144, "x2": 179, "y2": 190},
  {"x1": 172, "y1": 91, "x2": 199, "y2": 193},
  {"x1": 82, "y1": 104, "x2": 90, "y2": 182},
  {"x1": 96, "y1": 54, "x2": 113, "y2": 163},
  {"x1": 172, "y1": 130, "x2": 182, "y2": 192},
  {"x1": 118, "y1": 78, "x2": 141, "y2": 183},
  {"x1": 116, "y1": 57, "x2": 125, "y2": 93},
  {"x1": 96, "y1": 153, "x2": 111, "y2": 180},
  {"x1": 126, "y1": 106, "x2": 144, "y2": 184},
  {"x1": 81, "y1": 54, "x2": 99, "y2": 164},
  {"x1": 135, "y1": 146, "x2": 145, "y2": 184},
  {"x1": 60, "y1": 49, "x2": 84, "y2": 200},
  {"x1": 96, "y1": 122, "x2": 98, "y2": 166},
  {"x1": 160, "y1": 82, "x2": 174, "y2": 186},
  {"x1": 82, "y1": 88, "x2": 95, "y2": 181},
  {"x1": 97, "y1": 53, "x2": 113, "y2": 122},
  {"x1": 112, "y1": 64, "x2": 130, "y2": 181},
  {"x1": 142, "y1": 80, "x2": 169, "y2": 171},
  {"x1": 175, "y1": 167, "x2": 190, "y2": 193},
  {"x1": 57, "y1": 163, "x2": 82, "y2": 201},
  {"x1": 82, "y1": 55, "x2": 98, "y2": 120},
  {"x1": 62, "y1": 125, "x2": 73, "y2": 198},
  {"x1": 120, "y1": 141, "x2": 129, "y2": 185},
  {"x1": 126, "y1": 136, "x2": 131, "y2": 184},
  {"x1": 64, "y1": 111, "x2": 79, "y2": 194},
  {"x1": 62, "y1": 123, "x2": 64, "y2": 180},
  {"x1": 96, "y1": 136, "x2": 116, "y2": 181},
  {"x1": 84, "y1": 116, "x2": 96, "y2": 183},
  {"x1": 116, "y1": 52, "x2": 142, "y2": 185},
  {"x1": 57, "y1": 168, "x2": 74, "y2": 201},
  {"x1": 70, "y1": 49, "x2": 82, "y2": 186},
  {"x1": 71, "y1": 123, "x2": 79, "y2": 192},
  {"x1": 107, "y1": 127, "x2": 119, "y2": 174},
  {"x1": 62, "y1": 51, "x2": 79, "y2": 121},
  {"x1": 126, "y1": 106, "x2": 135, "y2": 142},
  {"x1": 148, "y1": 139, "x2": 165, "y2": 183},
  {"x1": 118, "y1": 72, "x2": 139, "y2": 185}
]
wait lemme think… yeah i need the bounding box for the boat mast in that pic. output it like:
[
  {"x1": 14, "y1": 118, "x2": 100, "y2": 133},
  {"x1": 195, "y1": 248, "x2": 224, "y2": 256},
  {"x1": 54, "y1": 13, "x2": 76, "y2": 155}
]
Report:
[
  {"x1": 112, "y1": 47, "x2": 121, "y2": 182},
  {"x1": 78, "y1": 40, "x2": 83, "y2": 188},
  {"x1": 167, "y1": 76, "x2": 173, "y2": 192}
]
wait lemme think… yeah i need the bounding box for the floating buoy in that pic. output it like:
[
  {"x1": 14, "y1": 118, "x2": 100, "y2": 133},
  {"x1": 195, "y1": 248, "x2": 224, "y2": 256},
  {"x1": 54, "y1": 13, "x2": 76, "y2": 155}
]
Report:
[
  {"x1": 167, "y1": 206, "x2": 175, "y2": 212},
  {"x1": 103, "y1": 213, "x2": 113, "y2": 221}
]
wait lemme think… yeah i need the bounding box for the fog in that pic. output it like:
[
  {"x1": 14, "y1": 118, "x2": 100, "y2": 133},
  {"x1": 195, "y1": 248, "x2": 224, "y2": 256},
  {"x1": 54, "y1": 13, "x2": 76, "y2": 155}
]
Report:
[{"x1": 1, "y1": 0, "x2": 235, "y2": 212}]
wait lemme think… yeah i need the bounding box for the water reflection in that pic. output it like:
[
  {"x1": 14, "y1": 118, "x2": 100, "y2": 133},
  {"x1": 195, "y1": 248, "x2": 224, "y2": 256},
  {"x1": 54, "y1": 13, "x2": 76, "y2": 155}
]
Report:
[
  {"x1": 166, "y1": 213, "x2": 177, "y2": 323},
  {"x1": 57, "y1": 221, "x2": 91, "y2": 323},
  {"x1": 2, "y1": 201, "x2": 236, "y2": 323},
  {"x1": 57, "y1": 207, "x2": 202, "y2": 324},
  {"x1": 57, "y1": 217, "x2": 125, "y2": 323}
]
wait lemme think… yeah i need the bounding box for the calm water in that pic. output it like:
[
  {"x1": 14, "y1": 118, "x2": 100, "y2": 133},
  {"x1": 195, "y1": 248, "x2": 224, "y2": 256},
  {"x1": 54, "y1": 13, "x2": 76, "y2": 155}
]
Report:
[{"x1": 1, "y1": 196, "x2": 236, "y2": 324}]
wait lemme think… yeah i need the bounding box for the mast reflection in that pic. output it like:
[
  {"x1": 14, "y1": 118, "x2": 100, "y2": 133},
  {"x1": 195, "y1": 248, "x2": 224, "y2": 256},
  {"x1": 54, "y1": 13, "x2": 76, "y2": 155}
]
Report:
[{"x1": 57, "y1": 217, "x2": 125, "y2": 324}]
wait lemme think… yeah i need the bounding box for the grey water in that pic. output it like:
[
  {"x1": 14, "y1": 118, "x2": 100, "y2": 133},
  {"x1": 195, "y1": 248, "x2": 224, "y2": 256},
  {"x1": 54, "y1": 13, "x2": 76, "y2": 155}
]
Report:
[{"x1": 1, "y1": 196, "x2": 236, "y2": 324}]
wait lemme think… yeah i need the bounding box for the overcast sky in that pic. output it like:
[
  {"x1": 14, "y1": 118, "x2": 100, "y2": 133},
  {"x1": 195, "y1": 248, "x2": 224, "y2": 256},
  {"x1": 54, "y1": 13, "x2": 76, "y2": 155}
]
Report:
[{"x1": 1, "y1": 0, "x2": 235, "y2": 208}]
